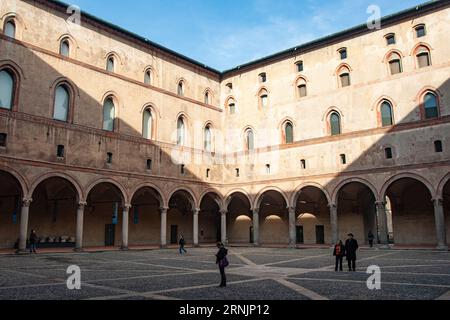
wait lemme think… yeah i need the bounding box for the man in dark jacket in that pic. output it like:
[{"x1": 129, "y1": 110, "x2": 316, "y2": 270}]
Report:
[
  {"x1": 333, "y1": 240, "x2": 345, "y2": 272},
  {"x1": 29, "y1": 229, "x2": 38, "y2": 254},
  {"x1": 179, "y1": 235, "x2": 187, "y2": 255},
  {"x1": 215, "y1": 242, "x2": 228, "y2": 287},
  {"x1": 345, "y1": 233, "x2": 359, "y2": 271},
  {"x1": 368, "y1": 230, "x2": 375, "y2": 248}
]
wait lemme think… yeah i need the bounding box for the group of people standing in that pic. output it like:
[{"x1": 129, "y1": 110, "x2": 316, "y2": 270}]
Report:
[{"x1": 333, "y1": 233, "x2": 359, "y2": 272}]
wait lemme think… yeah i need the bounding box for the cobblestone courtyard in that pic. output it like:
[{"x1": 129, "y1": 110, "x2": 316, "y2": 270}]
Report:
[{"x1": 1, "y1": 248, "x2": 450, "y2": 300}]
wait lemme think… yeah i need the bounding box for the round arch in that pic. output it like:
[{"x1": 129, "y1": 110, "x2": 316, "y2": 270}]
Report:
[
  {"x1": 129, "y1": 182, "x2": 165, "y2": 207},
  {"x1": 253, "y1": 187, "x2": 289, "y2": 210},
  {"x1": 380, "y1": 173, "x2": 435, "y2": 200},
  {"x1": 225, "y1": 189, "x2": 253, "y2": 209},
  {"x1": 199, "y1": 189, "x2": 224, "y2": 211},
  {"x1": 291, "y1": 182, "x2": 331, "y2": 208},
  {"x1": 167, "y1": 187, "x2": 198, "y2": 209},
  {"x1": 437, "y1": 173, "x2": 450, "y2": 199},
  {"x1": 85, "y1": 178, "x2": 128, "y2": 204},
  {"x1": 28, "y1": 172, "x2": 83, "y2": 202},
  {"x1": 0, "y1": 165, "x2": 28, "y2": 198},
  {"x1": 331, "y1": 177, "x2": 379, "y2": 204}
]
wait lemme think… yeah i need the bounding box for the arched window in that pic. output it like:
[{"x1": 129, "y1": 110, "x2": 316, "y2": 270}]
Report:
[
  {"x1": 337, "y1": 66, "x2": 351, "y2": 88},
  {"x1": 53, "y1": 85, "x2": 70, "y2": 122},
  {"x1": 106, "y1": 56, "x2": 115, "y2": 72},
  {"x1": 416, "y1": 46, "x2": 431, "y2": 68},
  {"x1": 177, "y1": 117, "x2": 185, "y2": 146},
  {"x1": 204, "y1": 125, "x2": 212, "y2": 152},
  {"x1": 380, "y1": 101, "x2": 394, "y2": 127},
  {"x1": 423, "y1": 92, "x2": 439, "y2": 119},
  {"x1": 296, "y1": 78, "x2": 307, "y2": 98},
  {"x1": 227, "y1": 98, "x2": 236, "y2": 115},
  {"x1": 144, "y1": 70, "x2": 152, "y2": 85},
  {"x1": 259, "y1": 89, "x2": 268, "y2": 108},
  {"x1": 142, "y1": 109, "x2": 153, "y2": 139},
  {"x1": 4, "y1": 20, "x2": 16, "y2": 38},
  {"x1": 102, "y1": 98, "x2": 115, "y2": 131},
  {"x1": 204, "y1": 91, "x2": 210, "y2": 105},
  {"x1": 245, "y1": 129, "x2": 254, "y2": 151},
  {"x1": 284, "y1": 122, "x2": 294, "y2": 144},
  {"x1": 177, "y1": 81, "x2": 184, "y2": 96},
  {"x1": 330, "y1": 112, "x2": 341, "y2": 136},
  {"x1": 60, "y1": 39, "x2": 70, "y2": 57},
  {"x1": 388, "y1": 52, "x2": 402, "y2": 75},
  {"x1": 0, "y1": 69, "x2": 14, "y2": 110}
]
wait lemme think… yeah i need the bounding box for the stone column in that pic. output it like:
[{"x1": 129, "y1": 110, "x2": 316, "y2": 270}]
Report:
[
  {"x1": 433, "y1": 198, "x2": 448, "y2": 250},
  {"x1": 18, "y1": 198, "x2": 32, "y2": 253},
  {"x1": 252, "y1": 208, "x2": 260, "y2": 246},
  {"x1": 193, "y1": 208, "x2": 200, "y2": 247},
  {"x1": 329, "y1": 203, "x2": 338, "y2": 245},
  {"x1": 375, "y1": 201, "x2": 389, "y2": 247},
  {"x1": 160, "y1": 207, "x2": 168, "y2": 248},
  {"x1": 220, "y1": 210, "x2": 227, "y2": 244},
  {"x1": 75, "y1": 202, "x2": 87, "y2": 252},
  {"x1": 121, "y1": 204, "x2": 131, "y2": 250},
  {"x1": 288, "y1": 207, "x2": 296, "y2": 247}
]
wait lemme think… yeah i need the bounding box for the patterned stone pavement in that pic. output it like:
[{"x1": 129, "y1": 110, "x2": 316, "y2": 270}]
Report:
[{"x1": 0, "y1": 247, "x2": 450, "y2": 300}]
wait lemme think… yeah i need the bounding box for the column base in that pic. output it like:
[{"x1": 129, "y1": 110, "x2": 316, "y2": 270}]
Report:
[
  {"x1": 160, "y1": 245, "x2": 167, "y2": 249},
  {"x1": 436, "y1": 245, "x2": 449, "y2": 251},
  {"x1": 252, "y1": 243, "x2": 260, "y2": 247},
  {"x1": 120, "y1": 246, "x2": 129, "y2": 251},
  {"x1": 288, "y1": 243, "x2": 297, "y2": 249},
  {"x1": 378, "y1": 244, "x2": 391, "y2": 250},
  {"x1": 74, "y1": 248, "x2": 84, "y2": 253},
  {"x1": 193, "y1": 244, "x2": 200, "y2": 248},
  {"x1": 15, "y1": 249, "x2": 31, "y2": 255}
]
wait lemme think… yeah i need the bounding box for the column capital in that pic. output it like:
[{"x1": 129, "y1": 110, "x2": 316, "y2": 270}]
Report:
[
  {"x1": 22, "y1": 198, "x2": 33, "y2": 207},
  {"x1": 78, "y1": 202, "x2": 87, "y2": 208},
  {"x1": 160, "y1": 207, "x2": 169, "y2": 213},
  {"x1": 252, "y1": 207, "x2": 260, "y2": 214},
  {"x1": 432, "y1": 197, "x2": 443, "y2": 205},
  {"x1": 375, "y1": 201, "x2": 386, "y2": 206},
  {"x1": 220, "y1": 209, "x2": 227, "y2": 216},
  {"x1": 193, "y1": 208, "x2": 200, "y2": 215},
  {"x1": 288, "y1": 206, "x2": 296, "y2": 213},
  {"x1": 123, "y1": 204, "x2": 132, "y2": 210},
  {"x1": 327, "y1": 202, "x2": 337, "y2": 209}
]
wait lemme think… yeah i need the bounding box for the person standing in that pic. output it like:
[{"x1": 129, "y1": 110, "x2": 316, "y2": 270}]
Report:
[
  {"x1": 179, "y1": 235, "x2": 187, "y2": 255},
  {"x1": 345, "y1": 233, "x2": 359, "y2": 272},
  {"x1": 333, "y1": 240, "x2": 345, "y2": 272},
  {"x1": 368, "y1": 230, "x2": 375, "y2": 248},
  {"x1": 29, "y1": 229, "x2": 38, "y2": 254},
  {"x1": 215, "y1": 242, "x2": 228, "y2": 288}
]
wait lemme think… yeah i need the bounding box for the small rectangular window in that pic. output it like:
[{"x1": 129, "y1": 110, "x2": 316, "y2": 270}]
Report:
[
  {"x1": 435, "y1": 140, "x2": 443, "y2": 153},
  {"x1": 57, "y1": 145, "x2": 65, "y2": 158},
  {"x1": 301, "y1": 159, "x2": 306, "y2": 169},
  {"x1": 146, "y1": 159, "x2": 152, "y2": 170},
  {"x1": 181, "y1": 164, "x2": 185, "y2": 175},
  {"x1": 340, "y1": 74, "x2": 350, "y2": 87},
  {"x1": 339, "y1": 49, "x2": 347, "y2": 60},
  {"x1": 385, "y1": 147, "x2": 393, "y2": 159},
  {"x1": 259, "y1": 73, "x2": 267, "y2": 83},
  {"x1": 389, "y1": 60, "x2": 402, "y2": 75},
  {"x1": 296, "y1": 61, "x2": 304, "y2": 72},
  {"x1": 298, "y1": 85, "x2": 307, "y2": 97},
  {"x1": 340, "y1": 154, "x2": 347, "y2": 165},
  {"x1": 106, "y1": 152, "x2": 113, "y2": 164},
  {"x1": 0, "y1": 133, "x2": 7, "y2": 147},
  {"x1": 206, "y1": 168, "x2": 210, "y2": 178},
  {"x1": 236, "y1": 168, "x2": 240, "y2": 177},
  {"x1": 416, "y1": 26, "x2": 426, "y2": 38},
  {"x1": 386, "y1": 35, "x2": 396, "y2": 45},
  {"x1": 266, "y1": 164, "x2": 271, "y2": 174}
]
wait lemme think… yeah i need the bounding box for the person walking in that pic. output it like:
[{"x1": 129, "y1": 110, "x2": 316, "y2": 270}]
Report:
[
  {"x1": 179, "y1": 235, "x2": 187, "y2": 255},
  {"x1": 215, "y1": 242, "x2": 228, "y2": 288},
  {"x1": 368, "y1": 230, "x2": 375, "y2": 248},
  {"x1": 345, "y1": 233, "x2": 359, "y2": 272},
  {"x1": 333, "y1": 240, "x2": 345, "y2": 272},
  {"x1": 29, "y1": 229, "x2": 38, "y2": 254}
]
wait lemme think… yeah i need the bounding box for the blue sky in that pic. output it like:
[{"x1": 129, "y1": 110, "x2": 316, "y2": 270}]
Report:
[{"x1": 68, "y1": 0, "x2": 427, "y2": 70}]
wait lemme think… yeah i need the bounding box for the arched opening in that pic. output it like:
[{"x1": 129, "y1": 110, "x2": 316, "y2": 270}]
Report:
[
  {"x1": 0, "y1": 170, "x2": 23, "y2": 248},
  {"x1": 103, "y1": 97, "x2": 116, "y2": 131},
  {"x1": 60, "y1": 39, "x2": 70, "y2": 57},
  {"x1": 4, "y1": 19, "x2": 16, "y2": 38},
  {"x1": 259, "y1": 89, "x2": 268, "y2": 109},
  {"x1": 245, "y1": 128, "x2": 254, "y2": 151},
  {"x1": 177, "y1": 81, "x2": 184, "y2": 96},
  {"x1": 0, "y1": 69, "x2": 15, "y2": 110},
  {"x1": 257, "y1": 190, "x2": 288, "y2": 245},
  {"x1": 167, "y1": 190, "x2": 194, "y2": 245},
  {"x1": 443, "y1": 179, "x2": 450, "y2": 246},
  {"x1": 329, "y1": 112, "x2": 341, "y2": 136},
  {"x1": 384, "y1": 178, "x2": 435, "y2": 245},
  {"x1": 144, "y1": 69, "x2": 152, "y2": 85},
  {"x1": 388, "y1": 52, "x2": 403, "y2": 75},
  {"x1": 177, "y1": 116, "x2": 186, "y2": 146},
  {"x1": 295, "y1": 187, "x2": 330, "y2": 245},
  {"x1": 142, "y1": 108, "x2": 153, "y2": 140},
  {"x1": 380, "y1": 100, "x2": 394, "y2": 127},
  {"x1": 29, "y1": 177, "x2": 78, "y2": 249},
  {"x1": 199, "y1": 193, "x2": 221, "y2": 244},
  {"x1": 226, "y1": 192, "x2": 252, "y2": 244},
  {"x1": 284, "y1": 122, "x2": 294, "y2": 144},
  {"x1": 129, "y1": 187, "x2": 162, "y2": 246},
  {"x1": 85, "y1": 182, "x2": 124, "y2": 247},
  {"x1": 53, "y1": 84, "x2": 70, "y2": 122},
  {"x1": 106, "y1": 56, "x2": 115, "y2": 72},
  {"x1": 336, "y1": 182, "x2": 377, "y2": 245},
  {"x1": 204, "y1": 125, "x2": 212, "y2": 152},
  {"x1": 423, "y1": 92, "x2": 439, "y2": 120}
]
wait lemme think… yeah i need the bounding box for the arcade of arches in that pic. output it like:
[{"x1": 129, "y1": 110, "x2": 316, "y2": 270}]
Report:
[{"x1": 0, "y1": 170, "x2": 449, "y2": 251}]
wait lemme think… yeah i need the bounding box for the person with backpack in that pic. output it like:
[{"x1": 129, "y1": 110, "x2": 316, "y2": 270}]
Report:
[
  {"x1": 333, "y1": 240, "x2": 345, "y2": 272},
  {"x1": 179, "y1": 235, "x2": 187, "y2": 255},
  {"x1": 215, "y1": 242, "x2": 228, "y2": 288}
]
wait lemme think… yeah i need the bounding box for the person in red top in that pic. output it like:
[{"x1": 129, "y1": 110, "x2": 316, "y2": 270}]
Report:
[{"x1": 333, "y1": 240, "x2": 345, "y2": 272}]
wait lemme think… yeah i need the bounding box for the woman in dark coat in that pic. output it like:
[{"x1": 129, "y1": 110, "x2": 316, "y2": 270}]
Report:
[
  {"x1": 215, "y1": 242, "x2": 228, "y2": 288},
  {"x1": 345, "y1": 233, "x2": 359, "y2": 271},
  {"x1": 333, "y1": 240, "x2": 345, "y2": 271}
]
